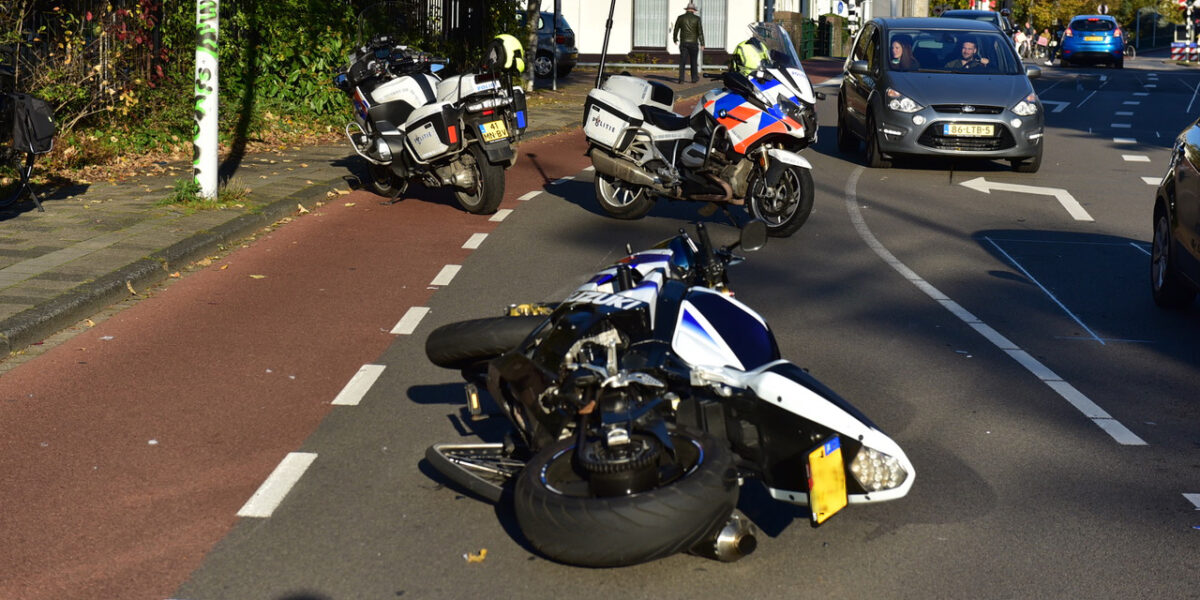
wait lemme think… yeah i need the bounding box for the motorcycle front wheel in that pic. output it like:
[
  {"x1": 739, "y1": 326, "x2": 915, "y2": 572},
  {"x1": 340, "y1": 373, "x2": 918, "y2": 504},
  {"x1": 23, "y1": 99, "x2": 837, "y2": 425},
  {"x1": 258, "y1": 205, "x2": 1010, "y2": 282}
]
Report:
[
  {"x1": 454, "y1": 144, "x2": 505, "y2": 214},
  {"x1": 747, "y1": 164, "x2": 814, "y2": 238},
  {"x1": 594, "y1": 171, "x2": 655, "y2": 219},
  {"x1": 514, "y1": 428, "x2": 738, "y2": 567}
]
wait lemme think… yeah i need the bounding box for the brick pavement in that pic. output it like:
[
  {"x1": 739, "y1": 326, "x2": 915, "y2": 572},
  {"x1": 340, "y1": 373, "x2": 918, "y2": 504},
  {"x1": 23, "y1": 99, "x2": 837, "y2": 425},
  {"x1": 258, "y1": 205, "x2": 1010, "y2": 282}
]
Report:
[{"x1": 0, "y1": 58, "x2": 843, "y2": 360}]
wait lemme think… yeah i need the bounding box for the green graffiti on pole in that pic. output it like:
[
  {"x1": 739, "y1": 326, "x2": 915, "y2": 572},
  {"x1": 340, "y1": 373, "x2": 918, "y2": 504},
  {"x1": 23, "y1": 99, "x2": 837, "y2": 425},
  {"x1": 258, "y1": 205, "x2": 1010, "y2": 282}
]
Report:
[{"x1": 193, "y1": 0, "x2": 219, "y2": 197}]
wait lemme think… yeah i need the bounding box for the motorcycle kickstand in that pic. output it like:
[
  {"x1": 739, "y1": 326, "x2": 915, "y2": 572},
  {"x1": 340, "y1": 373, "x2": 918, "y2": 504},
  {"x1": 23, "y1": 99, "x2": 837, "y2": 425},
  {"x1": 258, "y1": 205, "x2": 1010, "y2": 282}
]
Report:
[{"x1": 380, "y1": 181, "x2": 409, "y2": 206}]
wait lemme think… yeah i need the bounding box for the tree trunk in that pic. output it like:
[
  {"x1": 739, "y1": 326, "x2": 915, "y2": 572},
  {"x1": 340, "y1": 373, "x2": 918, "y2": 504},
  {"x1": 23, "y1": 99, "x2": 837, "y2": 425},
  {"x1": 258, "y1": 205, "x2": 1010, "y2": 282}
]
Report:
[{"x1": 524, "y1": 0, "x2": 539, "y2": 91}]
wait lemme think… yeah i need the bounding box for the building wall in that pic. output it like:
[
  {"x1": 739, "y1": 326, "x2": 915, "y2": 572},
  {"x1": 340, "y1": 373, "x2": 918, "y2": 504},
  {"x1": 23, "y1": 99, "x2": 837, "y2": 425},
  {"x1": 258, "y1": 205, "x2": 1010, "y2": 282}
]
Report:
[{"x1": 538, "y1": 0, "x2": 761, "y2": 55}]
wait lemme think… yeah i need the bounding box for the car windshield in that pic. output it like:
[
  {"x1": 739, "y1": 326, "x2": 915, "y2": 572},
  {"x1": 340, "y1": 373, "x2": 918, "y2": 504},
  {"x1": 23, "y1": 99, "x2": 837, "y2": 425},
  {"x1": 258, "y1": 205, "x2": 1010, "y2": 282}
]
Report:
[
  {"x1": 1071, "y1": 18, "x2": 1115, "y2": 32},
  {"x1": 887, "y1": 28, "x2": 1022, "y2": 75}
]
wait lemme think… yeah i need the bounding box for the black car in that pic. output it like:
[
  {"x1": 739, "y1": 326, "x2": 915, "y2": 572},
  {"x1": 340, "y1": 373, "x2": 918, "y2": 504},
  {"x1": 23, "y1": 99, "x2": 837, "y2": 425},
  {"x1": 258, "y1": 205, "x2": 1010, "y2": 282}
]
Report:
[
  {"x1": 516, "y1": 11, "x2": 578, "y2": 78},
  {"x1": 1151, "y1": 118, "x2": 1200, "y2": 308},
  {"x1": 939, "y1": 9, "x2": 1015, "y2": 37}
]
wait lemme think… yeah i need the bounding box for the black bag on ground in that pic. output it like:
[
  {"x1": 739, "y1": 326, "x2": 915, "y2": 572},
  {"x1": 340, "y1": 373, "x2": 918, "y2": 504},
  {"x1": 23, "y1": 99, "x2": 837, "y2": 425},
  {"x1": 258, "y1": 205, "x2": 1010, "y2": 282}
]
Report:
[{"x1": 10, "y1": 93, "x2": 55, "y2": 155}]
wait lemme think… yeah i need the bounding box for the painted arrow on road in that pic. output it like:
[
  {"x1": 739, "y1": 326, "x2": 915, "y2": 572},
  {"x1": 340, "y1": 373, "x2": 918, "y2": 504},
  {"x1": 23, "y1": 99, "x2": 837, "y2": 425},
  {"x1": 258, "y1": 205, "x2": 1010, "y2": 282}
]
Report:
[
  {"x1": 960, "y1": 177, "x2": 1093, "y2": 222},
  {"x1": 1040, "y1": 100, "x2": 1069, "y2": 113}
]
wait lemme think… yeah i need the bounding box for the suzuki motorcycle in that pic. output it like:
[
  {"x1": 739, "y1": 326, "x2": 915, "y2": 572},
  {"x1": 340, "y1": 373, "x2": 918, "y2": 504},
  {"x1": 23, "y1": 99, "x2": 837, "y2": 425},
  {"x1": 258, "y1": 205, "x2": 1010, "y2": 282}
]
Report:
[
  {"x1": 423, "y1": 221, "x2": 915, "y2": 567},
  {"x1": 583, "y1": 23, "x2": 820, "y2": 237},
  {"x1": 334, "y1": 2, "x2": 527, "y2": 214}
]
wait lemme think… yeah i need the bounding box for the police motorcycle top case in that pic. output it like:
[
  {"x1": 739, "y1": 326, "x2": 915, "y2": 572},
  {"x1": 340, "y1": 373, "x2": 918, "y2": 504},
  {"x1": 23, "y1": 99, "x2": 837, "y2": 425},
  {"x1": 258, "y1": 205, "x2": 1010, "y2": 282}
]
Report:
[{"x1": 582, "y1": 23, "x2": 821, "y2": 238}]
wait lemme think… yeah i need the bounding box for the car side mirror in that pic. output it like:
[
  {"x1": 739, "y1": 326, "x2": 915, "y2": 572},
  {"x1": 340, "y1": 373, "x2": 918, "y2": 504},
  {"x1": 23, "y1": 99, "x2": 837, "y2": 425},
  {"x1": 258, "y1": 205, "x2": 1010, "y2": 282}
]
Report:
[
  {"x1": 849, "y1": 60, "x2": 870, "y2": 76},
  {"x1": 1024, "y1": 64, "x2": 1041, "y2": 79}
]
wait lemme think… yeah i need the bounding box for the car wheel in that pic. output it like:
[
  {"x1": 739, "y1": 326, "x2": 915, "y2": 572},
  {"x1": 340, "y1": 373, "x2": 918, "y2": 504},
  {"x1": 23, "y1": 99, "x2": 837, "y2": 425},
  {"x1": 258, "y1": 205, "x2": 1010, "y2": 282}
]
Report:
[
  {"x1": 836, "y1": 103, "x2": 858, "y2": 153},
  {"x1": 1151, "y1": 206, "x2": 1197, "y2": 309},
  {"x1": 865, "y1": 115, "x2": 891, "y2": 169},
  {"x1": 533, "y1": 51, "x2": 554, "y2": 79},
  {"x1": 1010, "y1": 143, "x2": 1042, "y2": 173}
]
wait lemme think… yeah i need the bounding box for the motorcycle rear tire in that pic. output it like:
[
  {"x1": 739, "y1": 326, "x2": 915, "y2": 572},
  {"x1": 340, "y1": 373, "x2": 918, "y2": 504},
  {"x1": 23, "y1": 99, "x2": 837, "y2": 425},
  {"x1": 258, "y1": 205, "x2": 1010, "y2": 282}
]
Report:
[
  {"x1": 425, "y1": 315, "x2": 545, "y2": 370},
  {"x1": 454, "y1": 144, "x2": 505, "y2": 215},
  {"x1": 514, "y1": 429, "x2": 738, "y2": 567},
  {"x1": 594, "y1": 172, "x2": 654, "y2": 220},
  {"x1": 368, "y1": 164, "x2": 403, "y2": 198}
]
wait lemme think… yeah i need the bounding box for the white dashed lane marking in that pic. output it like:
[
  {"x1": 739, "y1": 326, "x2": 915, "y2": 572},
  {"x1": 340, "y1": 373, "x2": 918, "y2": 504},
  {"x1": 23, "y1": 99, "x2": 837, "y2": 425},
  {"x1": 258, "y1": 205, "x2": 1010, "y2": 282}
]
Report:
[
  {"x1": 1142, "y1": 177, "x2": 1160, "y2": 185},
  {"x1": 1113, "y1": 137, "x2": 1136, "y2": 144},
  {"x1": 390, "y1": 307, "x2": 430, "y2": 335},
  {"x1": 331, "y1": 364, "x2": 386, "y2": 405},
  {"x1": 237, "y1": 452, "x2": 319, "y2": 518},
  {"x1": 463, "y1": 233, "x2": 487, "y2": 249},
  {"x1": 430, "y1": 265, "x2": 461, "y2": 286},
  {"x1": 1122, "y1": 155, "x2": 1151, "y2": 162},
  {"x1": 517, "y1": 191, "x2": 539, "y2": 201},
  {"x1": 489, "y1": 209, "x2": 513, "y2": 222}
]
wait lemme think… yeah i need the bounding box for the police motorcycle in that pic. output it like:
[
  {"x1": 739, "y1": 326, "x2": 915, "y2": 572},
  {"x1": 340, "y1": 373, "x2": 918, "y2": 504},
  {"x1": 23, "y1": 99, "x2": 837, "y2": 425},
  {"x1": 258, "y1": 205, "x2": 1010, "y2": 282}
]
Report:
[
  {"x1": 423, "y1": 220, "x2": 915, "y2": 566},
  {"x1": 583, "y1": 23, "x2": 821, "y2": 237},
  {"x1": 334, "y1": 3, "x2": 528, "y2": 214}
]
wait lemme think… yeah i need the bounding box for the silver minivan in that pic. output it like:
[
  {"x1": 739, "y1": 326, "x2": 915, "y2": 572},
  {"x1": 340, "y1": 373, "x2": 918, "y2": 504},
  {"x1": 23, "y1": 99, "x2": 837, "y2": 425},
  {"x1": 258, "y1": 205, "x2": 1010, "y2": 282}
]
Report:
[{"x1": 837, "y1": 17, "x2": 1044, "y2": 172}]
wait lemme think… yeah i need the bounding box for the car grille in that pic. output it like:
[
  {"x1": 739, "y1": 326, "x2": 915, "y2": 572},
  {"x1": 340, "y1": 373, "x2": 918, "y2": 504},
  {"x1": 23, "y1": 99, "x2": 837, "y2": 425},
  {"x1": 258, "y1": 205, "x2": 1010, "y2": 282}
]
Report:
[
  {"x1": 930, "y1": 104, "x2": 1004, "y2": 115},
  {"x1": 918, "y1": 122, "x2": 1016, "y2": 151}
]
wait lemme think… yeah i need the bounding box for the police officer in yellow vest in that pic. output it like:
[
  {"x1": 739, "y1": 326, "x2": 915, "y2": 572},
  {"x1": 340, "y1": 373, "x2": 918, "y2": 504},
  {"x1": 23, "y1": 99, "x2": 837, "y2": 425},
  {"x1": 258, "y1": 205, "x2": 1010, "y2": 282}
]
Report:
[
  {"x1": 730, "y1": 38, "x2": 764, "y2": 75},
  {"x1": 673, "y1": 2, "x2": 704, "y2": 84}
]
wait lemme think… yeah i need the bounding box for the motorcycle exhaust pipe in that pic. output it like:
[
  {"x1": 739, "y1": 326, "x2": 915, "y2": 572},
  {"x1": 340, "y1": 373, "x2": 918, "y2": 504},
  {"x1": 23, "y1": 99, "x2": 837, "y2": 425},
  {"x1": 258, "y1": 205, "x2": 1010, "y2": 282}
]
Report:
[
  {"x1": 690, "y1": 510, "x2": 758, "y2": 562},
  {"x1": 589, "y1": 147, "x2": 668, "y2": 193}
]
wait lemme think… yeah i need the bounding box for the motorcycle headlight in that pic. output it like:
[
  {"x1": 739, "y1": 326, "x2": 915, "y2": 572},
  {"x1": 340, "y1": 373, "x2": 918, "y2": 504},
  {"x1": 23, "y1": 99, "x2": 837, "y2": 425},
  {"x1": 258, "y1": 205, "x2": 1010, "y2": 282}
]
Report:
[
  {"x1": 849, "y1": 447, "x2": 909, "y2": 492},
  {"x1": 778, "y1": 94, "x2": 803, "y2": 121},
  {"x1": 886, "y1": 88, "x2": 923, "y2": 113},
  {"x1": 1012, "y1": 92, "x2": 1039, "y2": 117}
]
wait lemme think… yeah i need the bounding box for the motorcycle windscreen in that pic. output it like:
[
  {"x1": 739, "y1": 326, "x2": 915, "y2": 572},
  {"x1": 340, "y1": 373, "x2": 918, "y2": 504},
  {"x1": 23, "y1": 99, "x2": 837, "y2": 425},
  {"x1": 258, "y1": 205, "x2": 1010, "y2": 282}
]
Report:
[{"x1": 671, "y1": 288, "x2": 779, "y2": 370}]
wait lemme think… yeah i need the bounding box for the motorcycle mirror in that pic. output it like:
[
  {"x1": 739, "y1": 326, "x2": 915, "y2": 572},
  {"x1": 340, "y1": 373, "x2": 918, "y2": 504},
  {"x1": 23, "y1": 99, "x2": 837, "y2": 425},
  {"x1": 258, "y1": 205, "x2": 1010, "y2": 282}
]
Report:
[{"x1": 739, "y1": 220, "x2": 768, "y2": 252}]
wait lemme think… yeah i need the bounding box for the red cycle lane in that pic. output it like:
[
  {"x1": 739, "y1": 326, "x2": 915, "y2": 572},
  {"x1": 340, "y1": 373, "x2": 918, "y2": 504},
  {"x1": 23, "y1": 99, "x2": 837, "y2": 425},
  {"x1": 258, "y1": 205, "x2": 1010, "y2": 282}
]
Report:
[{"x1": 0, "y1": 130, "x2": 590, "y2": 600}]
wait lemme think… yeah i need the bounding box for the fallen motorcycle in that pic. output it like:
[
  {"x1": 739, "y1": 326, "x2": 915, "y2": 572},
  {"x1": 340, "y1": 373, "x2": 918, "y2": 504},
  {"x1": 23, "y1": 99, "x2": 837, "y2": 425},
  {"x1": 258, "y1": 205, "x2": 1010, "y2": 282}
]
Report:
[
  {"x1": 583, "y1": 22, "x2": 821, "y2": 237},
  {"x1": 334, "y1": 2, "x2": 527, "y2": 214},
  {"x1": 424, "y1": 221, "x2": 915, "y2": 566}
]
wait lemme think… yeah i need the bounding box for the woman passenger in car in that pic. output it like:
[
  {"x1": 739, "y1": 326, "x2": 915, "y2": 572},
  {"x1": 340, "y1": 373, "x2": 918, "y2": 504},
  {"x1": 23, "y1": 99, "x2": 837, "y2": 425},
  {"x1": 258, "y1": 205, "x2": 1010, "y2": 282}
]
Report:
[{"x1": 889, "y1": 35, "x2": 920, "y2": 71}]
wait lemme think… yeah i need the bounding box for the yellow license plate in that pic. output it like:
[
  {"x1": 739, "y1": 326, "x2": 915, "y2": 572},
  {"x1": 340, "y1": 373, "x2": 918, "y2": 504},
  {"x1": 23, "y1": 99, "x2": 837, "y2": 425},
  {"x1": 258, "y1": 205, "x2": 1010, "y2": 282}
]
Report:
[
  {"x1": 1084, "y1": 36, "x2": 1103, "y2": 41},
  {"x1": 807, "y1": 436, "x2": 848, "y2": 525},
  {"x1": 944, "y1": 123, "x2": 994, "y2": 137},
  {"x1": 479, "y1": 120, "x2": 508, "y2": 142}
]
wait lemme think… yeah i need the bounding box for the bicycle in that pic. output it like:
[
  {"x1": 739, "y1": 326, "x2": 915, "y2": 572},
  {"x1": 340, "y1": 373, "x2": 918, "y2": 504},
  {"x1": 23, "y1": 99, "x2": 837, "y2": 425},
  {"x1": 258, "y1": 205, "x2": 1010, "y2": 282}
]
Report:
[{"x1": 1124, "y1": 44, "x2": 1136, "y2": 58}]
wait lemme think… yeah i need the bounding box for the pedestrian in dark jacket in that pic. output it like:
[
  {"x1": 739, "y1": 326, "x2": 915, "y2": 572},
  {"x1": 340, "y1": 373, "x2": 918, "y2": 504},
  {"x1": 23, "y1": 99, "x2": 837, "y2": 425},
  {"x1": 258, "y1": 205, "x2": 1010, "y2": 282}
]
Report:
[{"x1": 673, "y1": 2, "x2": 704, "y2": 84}]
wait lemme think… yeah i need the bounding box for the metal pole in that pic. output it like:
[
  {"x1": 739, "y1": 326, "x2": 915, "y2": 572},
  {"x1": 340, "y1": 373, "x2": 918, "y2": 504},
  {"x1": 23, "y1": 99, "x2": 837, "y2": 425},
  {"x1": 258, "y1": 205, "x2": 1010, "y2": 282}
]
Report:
[
  {"x1": 193, "y1": 0, "x2": 219, "y2": 199},
  {"x1": 765, "y1": 0, "x2": 775, "y2": 21},
  {"x1": 596, "y1": 0, "x2": 617, "y2": 88},
  {"x1": 552, "y1": 0, "x2": 560, "y2": 91}
]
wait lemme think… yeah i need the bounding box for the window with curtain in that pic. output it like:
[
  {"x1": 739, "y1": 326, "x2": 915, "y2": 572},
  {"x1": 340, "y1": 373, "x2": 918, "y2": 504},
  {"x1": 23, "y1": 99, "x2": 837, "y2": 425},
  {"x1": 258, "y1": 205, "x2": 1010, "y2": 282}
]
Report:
[
  {"x1": 697, "y1": 0, "x2": 727, "y2": 48},
  {"x1": 633, "y1": 0, "x2": 668, "y2": 48}
]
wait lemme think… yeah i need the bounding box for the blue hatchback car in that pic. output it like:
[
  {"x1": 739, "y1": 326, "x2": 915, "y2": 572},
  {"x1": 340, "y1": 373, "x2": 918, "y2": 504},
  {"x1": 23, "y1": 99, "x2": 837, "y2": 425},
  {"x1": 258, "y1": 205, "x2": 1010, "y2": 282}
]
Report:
[{"x1": 1059, "y1": 15, "x2": 1124, "y2": 68}]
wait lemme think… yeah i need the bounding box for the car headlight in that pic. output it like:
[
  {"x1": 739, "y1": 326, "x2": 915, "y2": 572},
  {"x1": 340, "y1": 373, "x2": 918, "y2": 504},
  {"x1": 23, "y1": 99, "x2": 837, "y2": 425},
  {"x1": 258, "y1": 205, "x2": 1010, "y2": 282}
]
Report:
[
  {"x1": 849, "y1": 446, "x2": 909, "y2": 492},
  {"x1": 1012, "y1": 92, "x2": 1039, "y2": 117},
  {"x1": 886, "y1": 87, "x2": 922, "y2": 113}
]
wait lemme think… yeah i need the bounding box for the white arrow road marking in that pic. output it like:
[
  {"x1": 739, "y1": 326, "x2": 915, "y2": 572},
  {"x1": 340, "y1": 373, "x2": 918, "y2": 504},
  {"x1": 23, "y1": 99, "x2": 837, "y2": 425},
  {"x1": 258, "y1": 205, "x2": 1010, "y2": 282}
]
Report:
[
  {"x1": 237, "y1": 452, "x2": 318, "y2": 518},
  {"x1": 1185, "y1": 494, "x2": 1200, "y2": 509},
  {"x1": 959, "y1": 177, "x2": 1093, "y2": 221},
  {"x1": 1040, "y1": 100, "x2": 1070, "y2": 112}
]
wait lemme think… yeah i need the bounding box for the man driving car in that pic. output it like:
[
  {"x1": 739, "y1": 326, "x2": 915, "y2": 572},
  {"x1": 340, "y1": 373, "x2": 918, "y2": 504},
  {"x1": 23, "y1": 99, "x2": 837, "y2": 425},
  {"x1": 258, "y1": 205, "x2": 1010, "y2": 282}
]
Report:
[{"x1": 943, "y1": 39, "x2": 990, "y2": 70}]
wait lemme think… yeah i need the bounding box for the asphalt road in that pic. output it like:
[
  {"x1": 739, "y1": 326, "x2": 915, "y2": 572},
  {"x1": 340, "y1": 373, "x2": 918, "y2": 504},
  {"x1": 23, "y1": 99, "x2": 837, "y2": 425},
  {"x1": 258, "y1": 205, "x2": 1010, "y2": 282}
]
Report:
[{"x1": 5, "y1": 58, "x2": 1200, "y2": 600}]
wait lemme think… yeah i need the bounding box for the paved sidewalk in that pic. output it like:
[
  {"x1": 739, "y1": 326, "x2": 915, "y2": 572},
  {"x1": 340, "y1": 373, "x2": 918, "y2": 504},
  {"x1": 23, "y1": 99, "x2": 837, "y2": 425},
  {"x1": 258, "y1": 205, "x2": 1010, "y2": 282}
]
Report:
[{"x1": 0, "y1": 58, "x2": 843, "y2": 360}]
